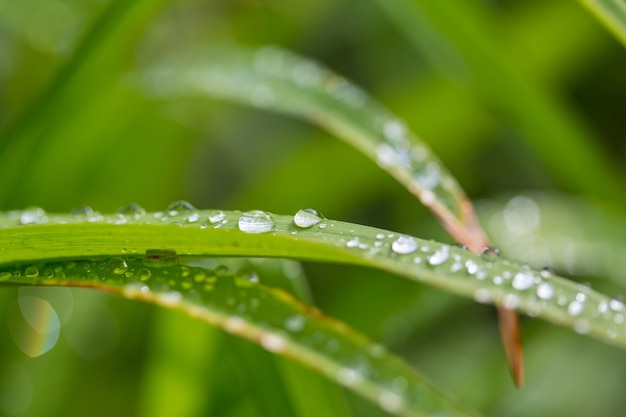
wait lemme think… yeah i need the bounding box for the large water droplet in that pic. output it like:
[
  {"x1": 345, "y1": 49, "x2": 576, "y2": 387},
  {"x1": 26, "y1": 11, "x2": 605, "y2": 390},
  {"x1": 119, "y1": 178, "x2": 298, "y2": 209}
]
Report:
[
  {"x1": 568, "y1": 300, "x2": 584, "y2": 316},
  {"x1": 117, "y1": 203, "x2": 146, "y2": 218},
  {"x1": 20, "y1": 207, "x2": 47, "y2": 225},
  {"x1": 293, "y1": 208, "x2": 323, "y2": 228},
  {"x1": 238, "y1": 211, "x2": 274, "y2": 234},
  {"x1": 428, "y1": 245, "x2": 450, "y2": 266},
  {"x1": 536, "y1": 283, "x2": 554, "y2": 300},
  {"x1": 207, "y1": 210, "x2": 225, "y2": 224},
  {"x1": 512, "y1": 271, "x2": 534, "y2": 290},
  {"x1": 107, "y1": 258, "x2": 128, "y2": 275},
  {"x1": 24, "y1": 267, "x2": 39, "y2": 278},
  {"x1": 391, "y1": 236, "x2": 418, "y2": 255},
  {"x1": 143, "y1": 249, "x2": 179, "y2": 267},
  {"x1": 166, "y1": 200, "x2": 196, "y2": 216}
]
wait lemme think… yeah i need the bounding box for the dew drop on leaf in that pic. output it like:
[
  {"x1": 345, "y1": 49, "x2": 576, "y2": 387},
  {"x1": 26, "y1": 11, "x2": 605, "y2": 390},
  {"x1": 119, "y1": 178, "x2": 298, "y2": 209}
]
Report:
[
  {"x1": 117, "y1": 203, "x2": 146, "y2": 218},
  {"x1": 20, "y1": 207, "x2": 47, "y2": 225},
  {"x1": 207, "y1": 210, "x2": 225, "y2": 224},
  {"x1": 536, "y1": 282, "x2": 554, "y2": 300},
  {"x1": 512, "y1": 271, "x2": 534, "y2": 290},
  {"x1": 24, "y1": 267, "x2": 39, "y2": 278},
  {"x1": 166, "y1": 200, "x2": 196, "y2": 216},
  {"x1": 568, "y1": 300, "x2": 584, "y2": 316},
  {"x1": 293, "y1": 208, "x2": 324, "y2": 228},
  {"x1": 428, "y1": 245, "x2": 450, "y2": 266},
  {"x1": 260, "y1": 332, "x2": 286, "y2": 353},
  {"x1": 391, "y1": 236, "x2": 418, "y2": 255},
  {"x1": 413, "y1": 162, "x2": 441, "y2": 190},
  {"x1": 136, "y1": 268, "x2": 152, "y2": 281},
  {"x1": 238, "y1": 210, "x2": 274, "y2": 234},
  {"x1": 107, "y1": 258, "x2": 128, "y2": 275},
  {"x1": 0, "y1": 271, "x2": 12, "y2": 281}
]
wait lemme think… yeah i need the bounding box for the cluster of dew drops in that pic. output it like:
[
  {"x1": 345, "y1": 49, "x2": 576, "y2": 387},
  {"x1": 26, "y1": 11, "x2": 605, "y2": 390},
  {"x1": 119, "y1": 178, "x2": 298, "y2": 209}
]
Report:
[{"x1": 7, "y1": 201, "x2": 626, "y2": 340}]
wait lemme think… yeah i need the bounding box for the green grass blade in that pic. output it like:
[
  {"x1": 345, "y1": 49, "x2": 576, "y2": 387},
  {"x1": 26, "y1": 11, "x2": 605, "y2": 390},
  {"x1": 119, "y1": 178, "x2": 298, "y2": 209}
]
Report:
[
  {"x1": 138, "y1": 46, "x2": 489, "y2": 249},
  {"x1": 578, "y1": 0, "x2": 626, "y2": 46},
  {"x1": 1, "y1": 208, "x2": 625, "y2": 351},
  {"x1": 372, "y1": 0, "x2": 625, "y2": 203},
  {"x1": 478, "y1": 192, "x2": 626, "y2": 284},
  {"x1": 0, "y1": 257, "x2": 480, "y2": 417}
]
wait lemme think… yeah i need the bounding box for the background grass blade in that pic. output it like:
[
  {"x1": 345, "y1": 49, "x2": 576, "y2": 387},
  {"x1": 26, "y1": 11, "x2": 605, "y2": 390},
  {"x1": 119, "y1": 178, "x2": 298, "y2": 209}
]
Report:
[
  {"x1": 371, "y1": 0, "x2": 625, "y2": 204},
  {"x1": 138, "y1": 45, "x2": 489, "y2": 250},
  {"x1": 0, "y1": 257, "x2": 481, "y2": 417},
  {"x1": 578, "y1": 0, "x2": 626, "y2": 46},
  {"x1": 1, "y1": 208, "x2": 625, "y2": 352},
  {"x1": 478, "y1": 192, "x2": 626, "y2": 284}
]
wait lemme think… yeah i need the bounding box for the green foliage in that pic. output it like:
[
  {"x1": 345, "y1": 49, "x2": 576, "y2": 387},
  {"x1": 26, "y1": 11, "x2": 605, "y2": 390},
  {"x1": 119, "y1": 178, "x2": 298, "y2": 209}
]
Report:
[{"x1": 0, "y1": 1, "x2": 625, "y2": 417}]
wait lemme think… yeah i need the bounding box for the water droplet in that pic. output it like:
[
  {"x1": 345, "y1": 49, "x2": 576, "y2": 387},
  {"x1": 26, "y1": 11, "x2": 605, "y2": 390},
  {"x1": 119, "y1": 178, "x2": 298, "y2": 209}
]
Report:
[
  {"x1": 260, "y1": 332, "x2": 286, "y2": 353},
  {"x1": 337, "y1": 368, "x2": 362, "y2": 386},
  {"x1": 383, "y1": 120, "x2": 407, "y2": 142},
  {"x1": 187, "y1": 212, "x2": 200, "y2": 223},
  {"x1": 375, "y1": 144, "x2": 409, "y2": 169},
  {"x1": 238, "y1": 269, "x2": 259, "y2": 284},
  {"x1": 540, "y1": 267, "x2": 553, "y2": 278},
  {"x1": 413, "y1": 162, "x2": 440, "y2": 190},
  {"x1": 224, "y1": 316, "x2": 246, "y2": 333},
  {"x1": 24, "y1": 267, "x2": 39, "y2": 278},
  {"x1": 610, "y1": 299, "x2": 624, "y2": 312},
  {"x1": 378, "y1": 392, "x2": 403, "y2": 413},
  {"x1": 0, "y1": 271, "x2": 12, "y2": 281},
  {"x1": 293, "y1": 208, "x2": 324, "y2": 228},
  {"x1": 512, "y1": 271, "x2": 534, "y2": 290},
  {"x1": 346, "y1": 237, "x2": 360, "y2": 248},
  {"x1": 107, "y1": 258, "x2": 128, "y2": 275},
  {"x1": 20, "y1": 207, "x2": 47, "y2": 225},
  {"x1": 428, "y1": 245, "x2": 450, "y2": 266},
  {"x1": 166, "y1": 200, "x2": 196, "y2": 216},
  {"x1": 136, "y1": 268, "x2": 152, "y2": 281},
  {"x1": 568, "y1": 300, "x2": 584, "y2": 316},
  {"x1": 536, "y1": 283, "x2": 554, "y2": 300},
  {"x1": 391, "y1": 236, "x2": 418, "y2": 255},
  {"x1": 117, "y1": 203, "x2": 146, "y2": 218},
  {"x1": 208, "y1": 210, "x2": 225, "y2": 224},
  {"x1": 597, "y1": 300, "x2": 609, "y2": 313},
  {"x1": 143, "y1": 249, "x2": 179, "y2": 267},
  {"x1": 482, "y1": 247, "x2": 501, "y2": 258},
  {"x1": 238, "y1": 210, "x2": 274, "y2": 234},
  {"x1": 465, "y1": 260, "x2": 479, "y2": 275},
  {"x1": 159, "y1": 291, "x2": 182, "y2": 306},
  {"x1": 284, "y1": 315, "x2": 305, "y2": 332}
]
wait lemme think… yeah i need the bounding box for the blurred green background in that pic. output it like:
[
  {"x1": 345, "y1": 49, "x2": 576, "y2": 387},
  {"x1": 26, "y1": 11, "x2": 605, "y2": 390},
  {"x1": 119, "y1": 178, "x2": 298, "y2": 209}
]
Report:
[{"x1": 0, "y1": 0, "x2": 625, "y2": 416}]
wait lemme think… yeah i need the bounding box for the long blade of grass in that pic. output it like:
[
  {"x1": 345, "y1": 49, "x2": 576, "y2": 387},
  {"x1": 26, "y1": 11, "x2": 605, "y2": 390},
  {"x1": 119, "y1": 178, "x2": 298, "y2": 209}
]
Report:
[
  {"x1": 0, "y1": 256, "x2": 480, "y2": 417},
  {"x1": 371, "y1": 0, "x2": 625, "y2": 204},
  {"x1": 0, "y1": 208, "x2": 624, "y2": 352},
  {"x1": 578, "y1": 0, "x2": 626, "y2": 46}
]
